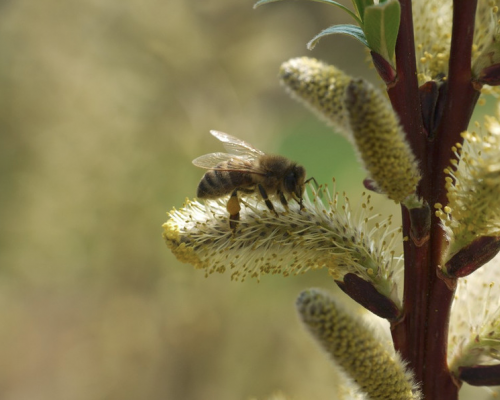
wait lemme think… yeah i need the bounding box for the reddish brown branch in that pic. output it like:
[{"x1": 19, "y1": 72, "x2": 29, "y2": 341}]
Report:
[
  {"x1": 387, "y1": 0, "x2": 428, "y2": 387},
  {"x1": 422, "y1": 3, "x2": 479, "y2": 398},
  {"x1": 389, "y1": 1, "x2": 480, "y2": 399},
  {"x1": 386, "y1": 0, "x2": 425, "y2": 164},
  {"x1": 433, "y1": 0, "x2": 480, "y2": 207}
]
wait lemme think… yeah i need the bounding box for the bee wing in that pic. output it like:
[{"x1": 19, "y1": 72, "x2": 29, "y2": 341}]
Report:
[
  {"x1": 192, "y1": 152, "x2": 237, "y2": 169},
  {"x1": 210, "y1": 130, "x2": 265, "y2": 159},
  {"x1": 192, "y1": 152, "x2": 265, "y2": 174}
]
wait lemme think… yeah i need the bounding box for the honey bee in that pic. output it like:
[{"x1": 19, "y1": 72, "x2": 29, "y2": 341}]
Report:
[{"x1": 193, "y1": 130, "x2": 314, "y2": 231}]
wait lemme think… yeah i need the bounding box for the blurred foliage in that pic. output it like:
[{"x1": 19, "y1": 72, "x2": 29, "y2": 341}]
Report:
[{"x1": 1, "y1": 1, "x2": 490, "y2": 400}]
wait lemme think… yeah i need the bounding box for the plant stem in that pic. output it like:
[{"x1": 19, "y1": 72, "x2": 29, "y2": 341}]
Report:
[
  {"x1": 386, "y1": 0, "x2": 429, "y2": 384},
  {"x1": 387, "y1": 1, "x2": 480, "y2": 399},
  {"x1": 386, "y1": 0, "x2": 425, "y2": 164},
  {"x1": 424, "y1": 1, "x2": 479, "y2": 396}
]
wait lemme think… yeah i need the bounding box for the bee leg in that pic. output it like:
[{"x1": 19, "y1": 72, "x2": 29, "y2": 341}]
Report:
[
  {"x1": 291, "y1": 192, "x2": 305, "y2": 212},
  {"x1": 295, "y1": 197, "x2": 306, "y2": 212},
  {"x1": 229, "y1": 215, "x2": 239, "y2": 232},
  {"x1": 258, "y1": 184, "x2": 278, "y2": 217},
  {"x1": 298, "y1": 197, "x2": 305, "y2": 211},
  {"x1": 278, "y1": 190, "x2": 289, "y2": 211},
  {"x1": 227, "y1": 190, "x2": 241, "y2": 232}
]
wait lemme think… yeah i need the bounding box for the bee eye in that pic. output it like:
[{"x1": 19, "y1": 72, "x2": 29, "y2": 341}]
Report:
[{"x1": 284, "y1": 173, "x2": 297, "y2": 192}]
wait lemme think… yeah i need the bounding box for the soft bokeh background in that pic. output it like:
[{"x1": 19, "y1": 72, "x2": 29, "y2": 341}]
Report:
[{"x1": 0, "y1": 1, "x2": 495, "y2": 399}]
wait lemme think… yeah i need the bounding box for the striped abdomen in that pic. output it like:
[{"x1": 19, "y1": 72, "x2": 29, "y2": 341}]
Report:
[{"x1": 197, "y1": 160, "x2": 255, "y2": 199}]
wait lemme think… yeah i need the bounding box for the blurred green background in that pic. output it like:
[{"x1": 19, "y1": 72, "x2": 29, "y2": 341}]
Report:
[{"x1": 0, "y1": 1, "x2": 492, "y2": 399}]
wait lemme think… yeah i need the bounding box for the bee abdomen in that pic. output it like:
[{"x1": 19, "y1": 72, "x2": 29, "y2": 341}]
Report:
[
  {"x1": 197, "y1": 166, "x2": 253, "y2": 199},
  {"x1": 197, "y1": 170, "x2": 226, "y2": 198}
]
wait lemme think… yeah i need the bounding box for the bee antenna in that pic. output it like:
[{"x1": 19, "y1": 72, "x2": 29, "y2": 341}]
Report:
[{"x1": 305, "y1": 177, "x2": 319, "y2": 189}]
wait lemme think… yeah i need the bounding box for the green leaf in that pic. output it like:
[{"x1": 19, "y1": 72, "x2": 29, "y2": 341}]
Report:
[
  {"x1": 307, "y1": 24, "x2": 368, "y2": 50},
  {"x1": 254, "y1": 0, "x2": 362, "y2": 25},
  {"x1": 351, "y1": 0, "x2": 373, "y2": 23},
  {"x1": 363, "y1": 0, "x2": 400, "y2": 64}
]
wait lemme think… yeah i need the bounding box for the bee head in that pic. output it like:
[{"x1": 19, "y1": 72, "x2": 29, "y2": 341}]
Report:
[{"x1": 284, "y1": 164, "x2": 306, "y2": 198}]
